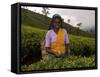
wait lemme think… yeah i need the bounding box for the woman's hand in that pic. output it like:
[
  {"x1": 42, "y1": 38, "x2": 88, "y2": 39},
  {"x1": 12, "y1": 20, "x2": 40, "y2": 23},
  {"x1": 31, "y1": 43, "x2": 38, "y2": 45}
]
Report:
[
  {"x1": 53, "y1": 50, "x2": 61, "y2": 56},
  {"x1": 46, "y1": 48, "x2": 61, "y2": 56}
]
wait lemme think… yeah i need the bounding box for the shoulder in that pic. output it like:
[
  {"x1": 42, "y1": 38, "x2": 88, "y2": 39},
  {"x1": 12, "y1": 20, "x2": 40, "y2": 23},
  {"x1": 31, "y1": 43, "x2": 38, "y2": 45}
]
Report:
[
  {"x1": 63, "y1": 28, "x2": 67, "y2": 33},
  {"x1": 62, "y1": 29, "x2": 68, "y2": 36},
  {"x1": 46, "y1": 29, "x2": 53, "y2": 36}
]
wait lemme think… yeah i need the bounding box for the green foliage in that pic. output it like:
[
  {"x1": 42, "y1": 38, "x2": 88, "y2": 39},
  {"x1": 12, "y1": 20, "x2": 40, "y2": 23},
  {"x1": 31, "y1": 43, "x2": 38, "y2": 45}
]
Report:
[
  {"x1": 69, "y1": 35, "x2": 95, "y2": 56},
  {"x1": 21, "y1": 55, "x2": 95, "y2": 71},
  {"x1": 21, "y1": 25, "x2": 95, "y2": 71},
  {"x1": 21, "y1": 25, "x2": 46, "y2": 62}
]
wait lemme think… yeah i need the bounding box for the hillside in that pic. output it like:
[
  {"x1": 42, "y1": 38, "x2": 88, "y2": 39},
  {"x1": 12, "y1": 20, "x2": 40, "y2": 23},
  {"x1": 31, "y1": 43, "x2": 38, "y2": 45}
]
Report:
[{"x1": 21, "y1": 8, "x2": 94, "y2": 37}]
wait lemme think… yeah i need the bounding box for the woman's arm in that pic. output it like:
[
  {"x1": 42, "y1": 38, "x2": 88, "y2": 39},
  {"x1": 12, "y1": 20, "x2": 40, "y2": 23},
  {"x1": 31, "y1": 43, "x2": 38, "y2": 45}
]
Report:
[
  {"x1": 65, "y1": 44, "x2": 70, "y2": 56},
  {"x1": 64, "y1": 29, "x2": 70, "y2": 56},
  {"x1": 46, "y1": 47, "x2": 52, "y2": 54}
]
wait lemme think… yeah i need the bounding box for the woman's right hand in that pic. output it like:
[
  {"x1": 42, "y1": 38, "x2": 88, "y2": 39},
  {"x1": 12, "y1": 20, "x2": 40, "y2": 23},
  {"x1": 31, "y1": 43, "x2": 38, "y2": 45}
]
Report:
[
  {"x1": 53, "y1": 50, "x2": 61, "y2": 56},
  {"x1": 46, "y1": 48, "x2": 65, "y2": 57},
  {"x1": 46, "y1": 48, "x2": 58, "y2": 56}
]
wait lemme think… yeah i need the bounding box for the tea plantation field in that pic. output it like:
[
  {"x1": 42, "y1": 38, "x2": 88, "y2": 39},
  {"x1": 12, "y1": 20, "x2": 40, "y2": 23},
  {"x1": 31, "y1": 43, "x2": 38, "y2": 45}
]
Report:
[{"x1": 21, "y1": 25, "x2": 95, "y2": 71}]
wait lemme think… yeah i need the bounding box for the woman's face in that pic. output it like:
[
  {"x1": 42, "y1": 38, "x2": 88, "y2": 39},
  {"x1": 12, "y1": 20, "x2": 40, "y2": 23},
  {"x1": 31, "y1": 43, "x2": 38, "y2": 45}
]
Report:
[{"x1": 53, "y1": 18, "x2": 61, "y2": 29}]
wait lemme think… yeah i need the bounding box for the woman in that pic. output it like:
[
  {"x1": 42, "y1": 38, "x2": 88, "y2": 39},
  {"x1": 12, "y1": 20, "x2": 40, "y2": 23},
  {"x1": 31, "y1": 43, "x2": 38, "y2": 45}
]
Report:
[{"x1": 45, "y1": 14, "x2": 70, "y2": 60}]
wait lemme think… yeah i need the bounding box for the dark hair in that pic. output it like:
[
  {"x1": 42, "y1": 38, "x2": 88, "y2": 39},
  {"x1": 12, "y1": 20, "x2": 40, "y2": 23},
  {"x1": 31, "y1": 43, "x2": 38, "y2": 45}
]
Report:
[{"x1": 48, "y1": 14, "x2": 64, "y2": 30}]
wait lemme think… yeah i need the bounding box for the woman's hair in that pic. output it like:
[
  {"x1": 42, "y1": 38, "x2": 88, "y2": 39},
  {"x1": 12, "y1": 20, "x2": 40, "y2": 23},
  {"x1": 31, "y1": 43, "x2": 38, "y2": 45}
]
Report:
[{"x1": 48, "y1": 14, "x2": 64, "y2": 30}]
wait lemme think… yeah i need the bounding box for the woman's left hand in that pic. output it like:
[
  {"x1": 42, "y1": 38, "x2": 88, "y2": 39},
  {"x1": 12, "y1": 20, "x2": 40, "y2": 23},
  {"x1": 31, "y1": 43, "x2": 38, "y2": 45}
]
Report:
[{"x1": 54, "y1": 50, "x2": 65, "y2": 57}]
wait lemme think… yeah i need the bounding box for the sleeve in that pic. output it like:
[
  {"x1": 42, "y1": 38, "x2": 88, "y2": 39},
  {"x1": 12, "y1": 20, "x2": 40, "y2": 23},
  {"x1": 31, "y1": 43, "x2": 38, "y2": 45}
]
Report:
[
  {"x1": 64, "y1": 29, "x2": 70, "y2": 44},
  {"x1": 45, "y1": 31, "x2": 51, "y2": 47}
]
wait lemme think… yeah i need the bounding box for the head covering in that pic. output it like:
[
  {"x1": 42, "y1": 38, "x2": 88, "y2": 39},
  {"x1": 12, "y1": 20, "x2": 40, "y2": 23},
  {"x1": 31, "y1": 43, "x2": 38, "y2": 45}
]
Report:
[{"x1": 48, "y1": 14, "x2": 64, "y2": 30}]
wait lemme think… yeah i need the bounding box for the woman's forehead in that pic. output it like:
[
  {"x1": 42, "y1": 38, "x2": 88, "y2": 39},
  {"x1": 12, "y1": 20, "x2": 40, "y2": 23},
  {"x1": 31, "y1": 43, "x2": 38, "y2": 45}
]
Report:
[{"x1": 53, "y1": 18, "x2": 61, "y2": 21}]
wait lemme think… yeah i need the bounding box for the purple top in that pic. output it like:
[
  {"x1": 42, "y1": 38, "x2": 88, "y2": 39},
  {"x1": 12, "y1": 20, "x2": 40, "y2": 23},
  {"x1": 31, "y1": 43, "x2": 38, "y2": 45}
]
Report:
[{"x1": 45, "y1": 29, "x2": 69, "y2": 47}]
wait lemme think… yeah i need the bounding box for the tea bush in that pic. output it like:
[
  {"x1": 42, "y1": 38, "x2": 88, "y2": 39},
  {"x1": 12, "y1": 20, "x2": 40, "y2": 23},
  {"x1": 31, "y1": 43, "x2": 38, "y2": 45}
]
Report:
[{"x1": 21, "y1": 25, "x2": 95, "y2": 69}]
